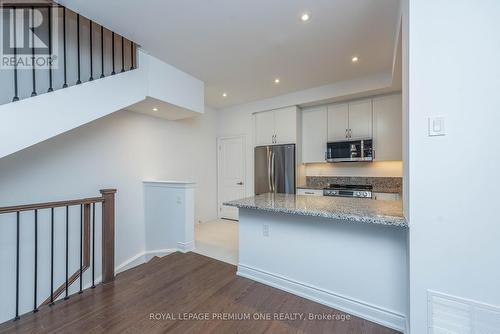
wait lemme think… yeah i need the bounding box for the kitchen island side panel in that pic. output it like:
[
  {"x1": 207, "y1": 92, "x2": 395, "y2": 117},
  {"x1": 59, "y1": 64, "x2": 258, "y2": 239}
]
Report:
[{"x1": 237, "y1": 208, "x2": 408, "y2": 331}]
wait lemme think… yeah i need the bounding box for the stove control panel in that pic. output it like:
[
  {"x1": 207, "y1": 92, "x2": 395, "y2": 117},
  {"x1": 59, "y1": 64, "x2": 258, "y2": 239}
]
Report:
[{"x1": 323, "y1": 189, "x2": 372, "y2": 198}]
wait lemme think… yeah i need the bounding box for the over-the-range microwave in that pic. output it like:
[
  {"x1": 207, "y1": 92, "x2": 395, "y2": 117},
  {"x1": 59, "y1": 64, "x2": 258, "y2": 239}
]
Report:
[{"x1": 326, "y1": 139, "x2": 374, "y2": 163}]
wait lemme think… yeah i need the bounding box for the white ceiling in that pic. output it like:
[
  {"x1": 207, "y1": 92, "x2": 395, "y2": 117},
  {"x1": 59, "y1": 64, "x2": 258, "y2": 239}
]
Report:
[{"x1": 58, "y1": 0, "x2": 401, "y2": 109}]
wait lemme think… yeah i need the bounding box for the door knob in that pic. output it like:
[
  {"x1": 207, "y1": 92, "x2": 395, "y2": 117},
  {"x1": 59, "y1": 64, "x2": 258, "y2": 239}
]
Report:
[{"x1": 237, "y1": 182, "x2": 244, "y2": 185}]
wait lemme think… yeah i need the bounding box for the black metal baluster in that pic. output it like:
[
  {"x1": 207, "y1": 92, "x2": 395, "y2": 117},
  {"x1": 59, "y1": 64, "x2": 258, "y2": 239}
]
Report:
[
  {"x1": 12, "y1": 8, "x2": 19, "y2": 102},
  {"x1": 111, "y1": 32, "x2": 116, "y2": 75},
  {"x1": 91, "y1": 203, "x2": 95, "y2": 288},
  {"x1": 89, "y1": 20, "x2": 94, "y2": 81},
  {"x1": 31, "y1": 6, "x2": 37, "y2": 97},
  {"x1": 76, "y1": 14, "x2": 81, "y2": 84},
  {"x1": 64, "y1": 205, "x2": 69, "y2": 300},
  {"x1": 121, "y1": 36, "x2": 125, "y2": 73},
  {"x1": 62, "y1": 7, "x2": 68, "y2": 88},
  {"x1": 79, "y1": 204, "x2": 83, "y2": 294},
  {"x1": 49, "y1": 207, "x2": 54, "y2": 306},
  {"x1": 33, "y1": 209, "x2": 38, "y2": 313},
  {"x1": 15, "y1": 212, "x2": 20, "y2": 320},
  {"x1": 130, "y1": 41, "x2": 134, "y2": 70},
  {"x1": 100, "y1": 26, "x2": 104, "y2": 78},
  {"x1": 47, "y1": 6, "x2": 53, "y2": 92}
]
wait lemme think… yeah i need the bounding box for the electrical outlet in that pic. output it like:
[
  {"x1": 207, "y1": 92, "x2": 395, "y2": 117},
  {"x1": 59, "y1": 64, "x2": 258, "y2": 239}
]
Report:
[{"x1": 262, "y1": 224, "x2": 269, "y2": 237}]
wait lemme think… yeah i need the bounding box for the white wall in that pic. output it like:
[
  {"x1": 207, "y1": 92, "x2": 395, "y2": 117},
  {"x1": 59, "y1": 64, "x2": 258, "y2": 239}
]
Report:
[
  {"x1": 0, "y1": 109, "x2": 217, "y2": 322},
  {"x1": 406, "y1": 1, "x2": 500, "y2": 332}
]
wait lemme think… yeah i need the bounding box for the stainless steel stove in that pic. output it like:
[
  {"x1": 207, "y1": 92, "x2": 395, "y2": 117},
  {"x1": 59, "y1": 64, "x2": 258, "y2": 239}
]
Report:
[{"x1": 323, "y1": 184, "x2": 373, "y2": 198}]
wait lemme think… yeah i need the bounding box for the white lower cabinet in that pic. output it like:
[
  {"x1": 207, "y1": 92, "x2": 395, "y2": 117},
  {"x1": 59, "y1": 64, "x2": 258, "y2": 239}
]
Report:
[
  {"x1": 297, "y1": 188, "x2": 324, "y2": 196},
  {"x1": 373, "y1": 192, "x2": 400, "y2": 201}
]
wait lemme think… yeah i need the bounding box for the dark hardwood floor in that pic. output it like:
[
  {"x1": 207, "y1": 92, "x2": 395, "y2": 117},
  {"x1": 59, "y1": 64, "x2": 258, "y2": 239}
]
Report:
[{"x1": 0, "y1": 252, "x2": 401, "y2": 334}]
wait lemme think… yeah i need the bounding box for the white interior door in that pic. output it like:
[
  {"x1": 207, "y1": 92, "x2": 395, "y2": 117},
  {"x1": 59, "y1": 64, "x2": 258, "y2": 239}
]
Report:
[{"x1": 218, "y1": 136, "x2": 246, "y2": 220}]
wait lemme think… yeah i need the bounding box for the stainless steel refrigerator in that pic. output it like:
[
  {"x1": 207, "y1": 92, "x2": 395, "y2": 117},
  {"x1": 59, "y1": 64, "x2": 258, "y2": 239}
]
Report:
[{"x1": 255, "y1": 144, "x2": 295, "y2": 195}]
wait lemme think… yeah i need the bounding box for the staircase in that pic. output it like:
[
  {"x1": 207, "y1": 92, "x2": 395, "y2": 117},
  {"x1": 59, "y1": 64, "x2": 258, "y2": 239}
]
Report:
[
  {"x1": 0, "y1": 189, "x2": 117, "y2": 324},
  {"x1": 0, "y1": 1, "x2": 204, "y2": 159}
]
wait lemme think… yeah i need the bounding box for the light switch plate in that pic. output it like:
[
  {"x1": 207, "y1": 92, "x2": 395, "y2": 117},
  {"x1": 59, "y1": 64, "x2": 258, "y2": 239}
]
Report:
[{"x1": 428, "y1": 117, "x2": 445, "y2": 136}]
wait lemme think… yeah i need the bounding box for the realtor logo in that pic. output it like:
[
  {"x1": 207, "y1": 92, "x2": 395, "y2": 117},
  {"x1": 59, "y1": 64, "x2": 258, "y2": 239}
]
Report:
[{"x1": 0, "y1": 1, "x2": 59, "y2": 69}]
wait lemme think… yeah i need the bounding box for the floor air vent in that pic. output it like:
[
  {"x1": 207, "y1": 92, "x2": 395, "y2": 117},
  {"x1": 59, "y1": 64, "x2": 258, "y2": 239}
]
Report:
[{"x1": 428, "y1": 290, "x2": 500, "y2": 334}]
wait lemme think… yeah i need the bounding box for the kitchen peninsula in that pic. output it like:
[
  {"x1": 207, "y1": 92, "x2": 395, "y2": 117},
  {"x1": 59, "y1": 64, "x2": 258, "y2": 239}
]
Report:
[{"x1": 225, "y1": 193, "x2": 408, "y2": 332}]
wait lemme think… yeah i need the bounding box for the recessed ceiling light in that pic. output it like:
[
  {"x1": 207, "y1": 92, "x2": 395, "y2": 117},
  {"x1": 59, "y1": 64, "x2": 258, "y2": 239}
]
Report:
[
  {"x1": 152, "y1": 107, "x2": 159, "y2": 111},
  {"x1": 352, "y1": 56, "x2": 359, "y2": 63},
  {"x1": 301, "y1": 13, "x2": 310, "y2": 22},
  {"x1": 222, "y1": 93, "x2": 228, "y2": 98},
  {"x1": 274, "y1": 78, "x2": 280, "y2": 84}
]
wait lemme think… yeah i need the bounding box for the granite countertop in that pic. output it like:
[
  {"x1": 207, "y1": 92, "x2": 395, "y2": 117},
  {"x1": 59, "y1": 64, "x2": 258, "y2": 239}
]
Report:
[{"x1": 224, "y1": 193, "x2": 407, "y2": 228}]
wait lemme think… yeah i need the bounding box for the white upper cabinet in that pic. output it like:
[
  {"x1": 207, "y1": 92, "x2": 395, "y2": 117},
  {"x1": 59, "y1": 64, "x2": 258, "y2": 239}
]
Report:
[
  {"x1": 348, "y1": 99, "x2": 372, "y2": 139},
  {"x1": 254, "y1": 111, "x2": 276, "y2": 146},
  {"x1": 299, "y1": 95, "x2": 402, "y2": 163},
  {"x1": 302, "y1": 106, "x2": 328, "y2": 163},
  {"x1": 327, "y1": 104, "x2": 349, "y2": 142},
  {"x1": 274, "y1": 106, "x2": 298, "y2": 144},
  {"x1": 254, "y1": 106, "x2": 298, "y2": 146},
  {"x1": 327, "y1": 100, "x2": 372, "y2": 141},
  {"x1": 373, "y1": 94, "x2": 402, "y2": 161}
]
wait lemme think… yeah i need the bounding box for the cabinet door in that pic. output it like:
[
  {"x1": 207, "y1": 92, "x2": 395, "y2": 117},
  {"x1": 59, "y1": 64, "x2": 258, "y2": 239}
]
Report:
[
  {"x1": 274, "y1": 107, "x2": 297, "y2": 144},
  {"x1": 348, "y1": 99, "x2": 372, "y2": 139},
  {"x1": 327, "y1": 104, "x2": 349, "y2": 142},
  {"x1": 254, "y1": 111, "x2": 275, "y2": 146},
  {"x1": 373, "y1": 94, "x2": 402, "y2": 161},
  {"x1": 302, "y1": 107, "x2": 327, "y2": 163}
]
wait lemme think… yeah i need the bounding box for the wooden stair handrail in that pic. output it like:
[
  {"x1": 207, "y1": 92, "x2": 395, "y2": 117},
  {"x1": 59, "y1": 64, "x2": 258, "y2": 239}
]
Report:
[
  {"x1": 0, "y1": 197, "x2": 104, "y2": 214},
  {"x1": 0, "y1": 189, "x2": 117, "y2": 314}
]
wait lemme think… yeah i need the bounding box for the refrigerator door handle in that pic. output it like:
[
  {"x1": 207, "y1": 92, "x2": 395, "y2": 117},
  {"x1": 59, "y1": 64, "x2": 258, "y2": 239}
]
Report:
[
  {"x1": 267, "y1": 148, "x2": 272, "y2": 192},
  {"x1": 271, "y1": 151, "x2": 276, "y2": 192}
]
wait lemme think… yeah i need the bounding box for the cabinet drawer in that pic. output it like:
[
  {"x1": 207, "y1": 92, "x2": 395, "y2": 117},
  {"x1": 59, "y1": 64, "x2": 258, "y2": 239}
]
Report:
[
  {"x1": 297, "y1": 189, "x2": 323, "y2": 196},
  {"x1": 373, "y1": 192, "x2": 400, "y2": 201}
]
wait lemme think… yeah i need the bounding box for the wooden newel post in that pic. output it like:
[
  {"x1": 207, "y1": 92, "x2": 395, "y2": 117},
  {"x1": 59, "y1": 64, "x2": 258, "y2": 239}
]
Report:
[{"x1": 100, "y1": 189, "x2": 117, "y2": 284}]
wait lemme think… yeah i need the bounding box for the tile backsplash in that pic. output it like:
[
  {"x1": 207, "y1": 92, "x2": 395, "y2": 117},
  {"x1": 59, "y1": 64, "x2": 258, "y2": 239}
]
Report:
[{"x1": 306, "y1": 176, "x2": 403, "y2": 194}]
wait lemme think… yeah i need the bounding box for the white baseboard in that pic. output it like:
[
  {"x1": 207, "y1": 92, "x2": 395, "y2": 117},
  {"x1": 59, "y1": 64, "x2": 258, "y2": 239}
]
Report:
[
  {"x1": 144, "y1": 249, "x2": 177, "y2": 262},
  {"x1": 177, "y1": 241, "x2": 194, "y2": 253},
  {"x1": 237, "y1": 264, "x2": 406, "y2": 333},
  {"x1": 116, "y1": 252, "x2": 147, "y2": 274},
  {"x1": 116, "y1": 248, "x2": 177, "y2": 274}
]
